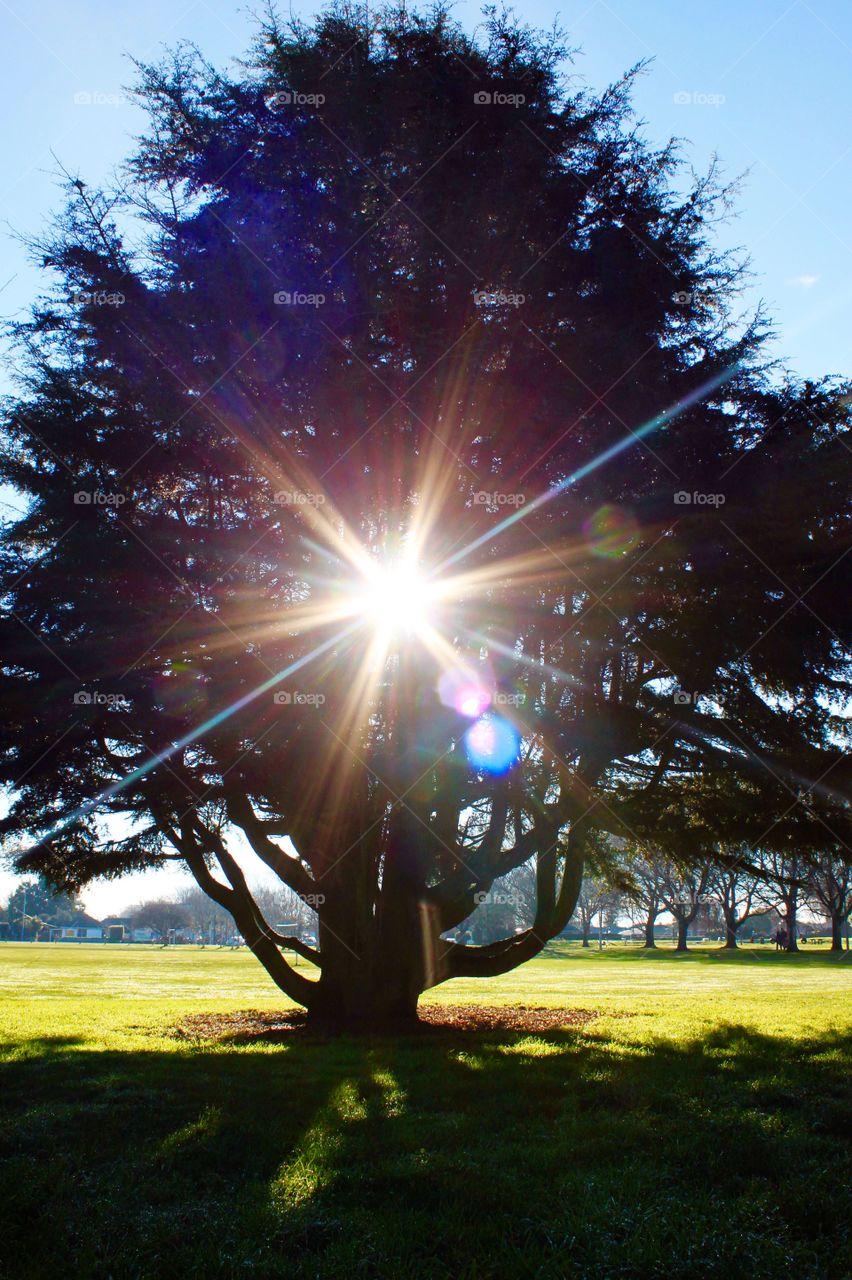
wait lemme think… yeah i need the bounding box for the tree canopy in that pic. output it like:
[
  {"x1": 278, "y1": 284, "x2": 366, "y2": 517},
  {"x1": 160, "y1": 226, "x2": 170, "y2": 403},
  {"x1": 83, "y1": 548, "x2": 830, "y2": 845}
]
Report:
[{"x1": 1, "y1": 3, "x2": 849, "y2": 1022}]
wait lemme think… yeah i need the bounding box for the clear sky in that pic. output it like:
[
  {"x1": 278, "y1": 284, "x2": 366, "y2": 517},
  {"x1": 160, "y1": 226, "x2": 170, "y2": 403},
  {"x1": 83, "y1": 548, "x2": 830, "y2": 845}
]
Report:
[{"x1": 1, "y1": 0, "x2": 850, "y2": 913}]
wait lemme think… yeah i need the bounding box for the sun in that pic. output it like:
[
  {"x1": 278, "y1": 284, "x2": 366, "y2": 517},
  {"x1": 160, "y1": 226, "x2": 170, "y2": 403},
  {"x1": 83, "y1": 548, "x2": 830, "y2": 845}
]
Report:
[{"x1": 357, "y1": 563, "x2": 435, "y2": 635}]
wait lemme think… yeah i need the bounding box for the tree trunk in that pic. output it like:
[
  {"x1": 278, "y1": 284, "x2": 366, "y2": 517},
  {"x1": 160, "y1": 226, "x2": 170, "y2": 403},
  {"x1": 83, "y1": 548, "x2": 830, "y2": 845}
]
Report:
[
  {"x1": 785, "y1": 894, "x2": 799, "y2": 952},
  {"x1": 644, "y1": 915, "x2": 656, "y2": 948},
  {"x1": 723, "y1": 912, "x2": 738, "y2": 949},
  {"x1": 675, "y1": 917, "x2": 688, "y2": 951},
  {"x1": 830, "y1": 913, "x2": 844, "y2": 952},
  {"x1": 307, "y1": 884, "x2": 442, "y2": 1028},
  {"x1": 307, "y1": 932, "x2": 423, "y2": 1027},
  {"x1": 581, "y1": 918, "x2": 591, "y2": 948}
]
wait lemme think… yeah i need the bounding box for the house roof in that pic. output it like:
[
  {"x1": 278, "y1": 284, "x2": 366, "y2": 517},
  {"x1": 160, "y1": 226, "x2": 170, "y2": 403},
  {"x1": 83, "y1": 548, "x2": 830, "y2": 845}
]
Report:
[{"x1": 63, "y1": 912, "x2": 102, "y2": 927}]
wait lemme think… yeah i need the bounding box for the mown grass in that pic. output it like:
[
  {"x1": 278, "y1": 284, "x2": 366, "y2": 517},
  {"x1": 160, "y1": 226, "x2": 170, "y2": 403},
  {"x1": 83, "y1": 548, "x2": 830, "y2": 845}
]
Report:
[{"x1": 0, "y1": 941, "x2": 849, "y2": 1279}]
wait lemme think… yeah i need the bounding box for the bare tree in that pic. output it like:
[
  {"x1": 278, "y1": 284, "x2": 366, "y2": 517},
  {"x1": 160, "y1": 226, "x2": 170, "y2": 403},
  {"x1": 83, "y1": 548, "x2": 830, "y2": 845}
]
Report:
[
  {"x1": 805, "y1": 853, "x2": 852, "y2": 952},
  {"x1": 622, "y1": 855, "x2": 667, "y2": 949},
  {"x1": 129, "y1": 898, "x2": 190, "y2": 940},
  {"x1": 757, "y1": 851, "x2": 803, "y2": 952},
  {"x1": 660, "y1": 862, "x2": 711, "y2": 952},
  {"x1": 177, "y1": 884, "x2": 235, "y2": 944},
  {"x1": 573, "y1": 876, "x2": 608, "y2": 947},
  {"x1": 706, "y1": 856, "x2": 762, "y2": 949}
]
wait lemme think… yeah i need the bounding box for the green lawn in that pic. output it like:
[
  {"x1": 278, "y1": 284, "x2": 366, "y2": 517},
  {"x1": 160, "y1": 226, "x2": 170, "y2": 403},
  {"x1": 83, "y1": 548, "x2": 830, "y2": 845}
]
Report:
[{"x1": 1, "y1": 942, "x2": 849, "y2": 1279}]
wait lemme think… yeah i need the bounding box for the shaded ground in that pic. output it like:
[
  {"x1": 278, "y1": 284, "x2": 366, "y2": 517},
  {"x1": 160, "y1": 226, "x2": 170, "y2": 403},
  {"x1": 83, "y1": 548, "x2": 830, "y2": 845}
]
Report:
[{"x1": 173, "y1": 1004, "x2": 604, "y2": 1040}]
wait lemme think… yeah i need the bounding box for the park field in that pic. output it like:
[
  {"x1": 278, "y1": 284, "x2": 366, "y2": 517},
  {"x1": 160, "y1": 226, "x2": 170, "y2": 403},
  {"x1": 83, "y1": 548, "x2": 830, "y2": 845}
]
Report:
[{"x1": 0, "y1": 942, "x2": 850, "y2": 1278}]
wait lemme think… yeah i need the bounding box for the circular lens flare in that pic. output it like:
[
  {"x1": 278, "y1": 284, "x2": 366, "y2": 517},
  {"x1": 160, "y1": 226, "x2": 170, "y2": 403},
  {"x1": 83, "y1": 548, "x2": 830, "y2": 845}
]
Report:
[
  {"x1": 438, "y1": 667, "x2": 492, "y2": 718},
  {"x1": 464, "y1": 713, "x2": 521, "y2": 774}
]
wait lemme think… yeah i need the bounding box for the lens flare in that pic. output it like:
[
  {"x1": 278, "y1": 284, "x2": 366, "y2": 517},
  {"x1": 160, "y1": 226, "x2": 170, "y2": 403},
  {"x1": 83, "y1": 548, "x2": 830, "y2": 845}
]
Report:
[
  {"x1": 464, "y1": 713, "x2": 521, "y2": 774},
  {"x1": 582, "y1": 503, "x2": 639, "y2": 558},
  {"x1": 438, "y1": 667, "x2": 493, "y2": 718}
]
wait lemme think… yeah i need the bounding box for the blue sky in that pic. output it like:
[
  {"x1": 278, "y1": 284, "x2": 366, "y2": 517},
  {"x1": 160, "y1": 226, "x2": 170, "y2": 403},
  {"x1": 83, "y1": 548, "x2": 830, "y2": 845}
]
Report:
[{"x1": 1, "y1": 0, "x2": 850, "y2": 913}]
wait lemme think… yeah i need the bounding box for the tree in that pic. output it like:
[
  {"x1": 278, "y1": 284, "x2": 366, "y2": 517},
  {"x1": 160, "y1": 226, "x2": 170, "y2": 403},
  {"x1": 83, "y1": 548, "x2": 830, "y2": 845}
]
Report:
[
  {"x1": 619, "y1": 853, "x2": 667, "y2": 948},
  {"x1": 706, "y1": 857, "x2": 762, "y2": 949},
  {"x1": 660, "y1": 861, "x2": 711, "y2": 952},
  {"x1": 757, "y1": 851, "x2": 804, "y2": 952},
  {"x1": 573, "y1": 875, "x2": 620, "y2": 947},
  {"x1": 4, "y1": 876, "x2": 82, "y2": 939},
  {"x1": 129, "y1": 898, "x2": 190, "y2": 939},
  {"x1": 804, "y1": 852, "x2": 852, "y2": 952},
  {"x1": 0, "y1": 5, "x2": 849, "y2": 1024},
  {"x1": 177, "y1": 883, "x2": 235, "y2": 944}
]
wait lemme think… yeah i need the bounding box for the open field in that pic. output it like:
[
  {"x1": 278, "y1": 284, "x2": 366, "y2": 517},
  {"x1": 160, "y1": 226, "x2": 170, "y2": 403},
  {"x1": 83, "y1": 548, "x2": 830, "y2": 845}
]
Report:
[{"x1": 1, "y1": 943, "x2": 850, "y2": 1278}]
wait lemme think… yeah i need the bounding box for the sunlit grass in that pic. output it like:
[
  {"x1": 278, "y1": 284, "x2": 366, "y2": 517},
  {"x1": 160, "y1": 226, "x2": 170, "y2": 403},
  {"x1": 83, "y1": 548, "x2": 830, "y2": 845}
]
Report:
[{"x1": 0, "y1": 942, "x2": 849, "y2": 1278}]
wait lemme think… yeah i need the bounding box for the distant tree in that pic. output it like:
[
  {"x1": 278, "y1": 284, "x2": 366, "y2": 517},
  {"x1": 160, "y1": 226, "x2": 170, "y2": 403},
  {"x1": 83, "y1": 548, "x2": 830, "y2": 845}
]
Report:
[
  {"x1": 129, "y1": 898, "x2": 190, "y2": 939},
  {"x1": 619, "y1": 853, "x2": 667, "y2": 949},
  {"x1": 4, "y1": 876, "x2": 82, "y2": 938},
  {"x1": 805, "y1": 853, "x2": 852, "y2": 952},
  {"x1": 176, "y1": 884, "x2": 235, "y2": 944},
  {"x1": 572, "y1": 875, "x2": 623, "y2": 946},
  {"x1": 756, "y1": 851, "x2": 804, "y2": 952},
  {"x1": 251, "y1": 881, "x2": 321, "y2": 943},
  {"x1": 706, "y1": 857, "x2": 763, "y2": 949},
  {"x1": 660, "y1": 861, "x2": 711, "y2": 952}
]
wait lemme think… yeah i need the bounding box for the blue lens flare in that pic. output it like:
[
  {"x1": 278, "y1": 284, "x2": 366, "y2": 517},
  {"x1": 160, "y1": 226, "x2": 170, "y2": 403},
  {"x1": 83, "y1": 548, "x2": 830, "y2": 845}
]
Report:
[{"x1": 464, "y1": 713, "x2": 521, "y2": 774}]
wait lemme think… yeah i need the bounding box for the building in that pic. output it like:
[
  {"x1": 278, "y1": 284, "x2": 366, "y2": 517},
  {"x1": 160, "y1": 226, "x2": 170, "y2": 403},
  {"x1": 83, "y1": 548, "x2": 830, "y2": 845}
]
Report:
[{"x1": 51, "y1": 912, "x2": 103, "y2": 941}]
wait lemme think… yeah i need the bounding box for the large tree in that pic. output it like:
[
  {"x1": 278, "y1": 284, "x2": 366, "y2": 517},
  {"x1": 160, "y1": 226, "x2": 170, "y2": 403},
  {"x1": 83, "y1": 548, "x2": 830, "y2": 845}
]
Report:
[{"x1": 1, "y1": 5, "x2": 849, "y2": 1023}]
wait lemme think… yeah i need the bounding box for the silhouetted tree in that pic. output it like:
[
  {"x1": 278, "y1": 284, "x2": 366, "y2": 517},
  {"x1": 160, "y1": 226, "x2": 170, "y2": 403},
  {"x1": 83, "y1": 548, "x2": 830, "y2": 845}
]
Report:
[
  {"x1": 706, "y1": 857, "x2": 762, "y2": 949},
  {"x1": 660, "y1": 860, "x2": 711, "y2": 952},
  {"x1": 618, "y1": 851, "x2": 667, "y2": 948},
  {"x1": 0, "y1": 5, "x2": 849, "y2": 1023},
  {"x1": 804, "y1": 852, "x2": 852, "y2": 952}
]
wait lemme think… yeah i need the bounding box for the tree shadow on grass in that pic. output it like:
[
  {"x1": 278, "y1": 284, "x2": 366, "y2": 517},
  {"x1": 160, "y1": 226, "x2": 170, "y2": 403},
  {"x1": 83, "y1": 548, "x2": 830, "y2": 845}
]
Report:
[{"x1": 0, "y1": 1021, "x2": 850, "y2": 1280}]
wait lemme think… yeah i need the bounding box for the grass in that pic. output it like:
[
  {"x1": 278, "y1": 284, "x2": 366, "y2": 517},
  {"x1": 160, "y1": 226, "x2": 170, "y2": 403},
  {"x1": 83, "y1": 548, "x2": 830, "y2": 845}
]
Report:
[{"x1": 0, "y1": 941, "x2": 849, "y2": 1279}]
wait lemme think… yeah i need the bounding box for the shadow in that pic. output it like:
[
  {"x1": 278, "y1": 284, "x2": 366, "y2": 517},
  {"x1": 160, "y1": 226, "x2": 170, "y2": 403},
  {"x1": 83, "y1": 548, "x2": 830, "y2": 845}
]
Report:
[{"x1": 1, "y1": 1020, "x2": 850, "y2": 1279}]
